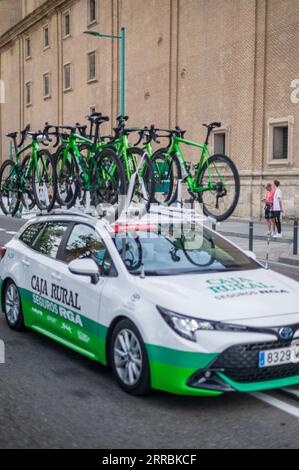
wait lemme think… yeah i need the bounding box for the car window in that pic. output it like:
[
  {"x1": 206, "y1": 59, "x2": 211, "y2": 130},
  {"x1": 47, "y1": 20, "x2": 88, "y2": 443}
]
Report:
[
  {"x1": 63, "y1": 224, "x2": 116, "y2": 276},
  {"x1": 32, "y1": 222, "x2": 69, "y2": 259},
  {"x1": 19, "y1": 223, "x2": 44, "y2": 247}
]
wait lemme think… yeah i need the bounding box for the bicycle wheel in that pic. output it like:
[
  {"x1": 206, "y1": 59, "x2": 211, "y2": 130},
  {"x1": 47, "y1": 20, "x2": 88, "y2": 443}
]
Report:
[
  {"x1": 55, "y1": 146, "x2": 79, "y2": 208},
  {"x1": 182, "y1": 235, "x2": 215, "y2": 268},
  {"x1": 77, "y1": 144, "x2": 94, "y2": 205},
  {"x1": 91, "y1": 147, "x2": 126, "y2": 220},
  {"x1": 196, "y1": 154, "x2": 240, "y2": 221},
  {"x1": 126, "y1": 147, "x2": 155, "y2": 212},
  {"x1": 32, "y1": 149, "x2": 57, "y2": 212},
  {"x1": 20, "y1": 154, "x2": 35, "y2": 211},
  {"x1": 0, "y1": 160, "x2": 21, "y2": 216},
  {"x1": 152, "y1": 149, "x2": 181, "y2": 205}
]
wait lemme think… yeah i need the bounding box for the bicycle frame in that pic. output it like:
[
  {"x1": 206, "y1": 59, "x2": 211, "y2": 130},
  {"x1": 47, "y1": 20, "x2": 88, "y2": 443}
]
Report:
[
  {"x1": 59, "y1": 133, "x2": 96, "y2": 190},
  {"x1": 101, "y1": 134, "x2": 146, "y2": 183},
  {"x1": 159, "y1": 136, "x2": 226, "y2": 193},
  {"x1": 3, "y1": 140, "x2": 42, "y2": 193}
]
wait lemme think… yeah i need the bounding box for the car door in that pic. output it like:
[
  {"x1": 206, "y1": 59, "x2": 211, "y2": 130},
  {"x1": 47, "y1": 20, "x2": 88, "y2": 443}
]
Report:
[
  {"x1": 56, "y1": 223, "x2": 112, "y2": 360},
  {"x1": 19, "y1": 221, "x2": 70, "y2": 332}
]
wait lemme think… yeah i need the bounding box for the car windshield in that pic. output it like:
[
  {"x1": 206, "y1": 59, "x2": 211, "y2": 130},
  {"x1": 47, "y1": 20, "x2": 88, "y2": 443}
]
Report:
[{"x1": 113, "y1": 223, "x2": 260, "y2": 276}]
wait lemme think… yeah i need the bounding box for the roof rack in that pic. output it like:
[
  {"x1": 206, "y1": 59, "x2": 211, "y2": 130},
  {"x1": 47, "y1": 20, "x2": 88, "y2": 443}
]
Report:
[
  {"x1": 35, "y1": 208, "x2": 98, "y2": 221},
  {"x1": 148, "y1": 204, "x2": 208, "y2": 223},
  {"x1": 21, "y1": 204, "x2": 217, "y2": 228}
]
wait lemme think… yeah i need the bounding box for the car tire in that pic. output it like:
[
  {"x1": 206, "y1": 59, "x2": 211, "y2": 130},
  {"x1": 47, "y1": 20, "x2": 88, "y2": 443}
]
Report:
[
  {"x1": 3, "y1": 280, "x2": 25, "y2": 331},
  {"x1": 110, "y1": 319, "x2": 151, "y2": 395}
]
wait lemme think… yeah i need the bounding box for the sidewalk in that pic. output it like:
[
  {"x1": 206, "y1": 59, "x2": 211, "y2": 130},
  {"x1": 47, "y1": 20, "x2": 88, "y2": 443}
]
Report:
[{"x1": 216, "y1": 217, "x2": 296, "y2": 264}]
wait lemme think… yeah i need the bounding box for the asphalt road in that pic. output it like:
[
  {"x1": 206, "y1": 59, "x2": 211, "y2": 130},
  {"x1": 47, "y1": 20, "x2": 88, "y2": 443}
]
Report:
[{"x1": 0, "y1": 214, "x2": 299, "y2": 449}]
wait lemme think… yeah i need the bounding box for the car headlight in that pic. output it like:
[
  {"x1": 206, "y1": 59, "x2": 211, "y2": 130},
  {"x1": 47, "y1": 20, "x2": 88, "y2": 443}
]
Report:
[{"x1": 157, "y1": 306, "x2": 249, "y2": 342}]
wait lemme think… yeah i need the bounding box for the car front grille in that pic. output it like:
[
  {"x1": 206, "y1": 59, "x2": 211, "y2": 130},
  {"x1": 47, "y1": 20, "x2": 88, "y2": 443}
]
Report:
[{"x1": 212, "y1": 340, "x2": 299, "y2": 383}]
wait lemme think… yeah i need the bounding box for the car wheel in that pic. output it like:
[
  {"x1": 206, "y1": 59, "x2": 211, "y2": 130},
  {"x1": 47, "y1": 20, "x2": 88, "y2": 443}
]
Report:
[
  {"x1": 110, "y1": 319, "x2": 151, "y2": 395},
  {"x1": 3, "y1": 280, "x2": 25, "y2": 331}
]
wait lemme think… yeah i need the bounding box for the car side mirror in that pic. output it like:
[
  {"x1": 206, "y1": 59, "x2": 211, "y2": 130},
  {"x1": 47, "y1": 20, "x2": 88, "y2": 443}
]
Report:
[{"x1": 68, "y1": 258, "x2": 99, "y2": 285}]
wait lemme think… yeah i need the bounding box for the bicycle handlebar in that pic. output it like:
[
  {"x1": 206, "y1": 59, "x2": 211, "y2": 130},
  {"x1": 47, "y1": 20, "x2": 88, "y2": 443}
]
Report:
[
  {"x1": 133, "y1": 125, "x2": 161, "y2": 146},
  {"x1": 133, "y1": 129, "x2": 146, "y2": 147},
  {"x1": 17, "y1": 124, "x2": 30, "y2": 148}
]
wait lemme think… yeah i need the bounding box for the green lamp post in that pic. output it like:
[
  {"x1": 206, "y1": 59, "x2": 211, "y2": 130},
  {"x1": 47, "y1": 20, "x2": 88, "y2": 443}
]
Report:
[{"x1": 84, "y1": 27, "x2": 126, "y2": 116}]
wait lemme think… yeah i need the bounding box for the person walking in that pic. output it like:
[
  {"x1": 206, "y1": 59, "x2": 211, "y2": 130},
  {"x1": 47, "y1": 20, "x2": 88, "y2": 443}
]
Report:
[
  {"x1": 262, "y1": 183, "x2": 275, "y2": 236},
  {"x1": 272, "y1": 180, "x2": 283, "y2": 238}
]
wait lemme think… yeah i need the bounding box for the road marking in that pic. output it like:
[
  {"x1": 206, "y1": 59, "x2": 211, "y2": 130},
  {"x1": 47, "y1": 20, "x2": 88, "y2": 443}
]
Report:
[
  {"x1": 5, "y1": 231, "x2": 17, "y2": 235},
  {"x1": 250, "y1": 392, "x2": 299, "y2": 418},
  {"x1": 279, "y1": 387, "x2": 299, "y2": 400}
]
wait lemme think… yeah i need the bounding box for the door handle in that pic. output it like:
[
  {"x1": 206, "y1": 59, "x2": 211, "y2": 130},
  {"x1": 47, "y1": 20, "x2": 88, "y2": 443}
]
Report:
[
  {"x1": 51, "y1": 273, "x2": 62, "y2": 282},
  {"x1": 22, "y1": 259, "x2": 30, "y2": 267}
]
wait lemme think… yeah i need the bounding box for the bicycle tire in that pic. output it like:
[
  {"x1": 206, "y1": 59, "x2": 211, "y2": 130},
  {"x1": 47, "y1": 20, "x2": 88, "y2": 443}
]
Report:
[
  {"x1": 54, "y1": 143, "x2": 66, "y2": 163},
  {"x1": 77, "y1": 143, "x2": 94, "y2": 205},
  {"x1": 0, "y1": 160, "x2": 21, "y2": 216},
  {"x1": 197, "y1": 154, "x2": 240, "y2": 221},
  {"x1": 151, "y1": 149, "x2": 181, "y2": 205},
  {"x1": 32, "y1": 149, "x2": 57, "y2": 212},
  {"x1": 92, "y1": 147, "x2": 127, "y2": 221},
  {"x1": 126, "y1": 147, "x2": 155, "y2": 212},
  {"x1": 55, "y1": 146, "x2": 79, "y2": 208},
  {"x1": 20, "y1": 154, "x2": 35, "y2": 211}
]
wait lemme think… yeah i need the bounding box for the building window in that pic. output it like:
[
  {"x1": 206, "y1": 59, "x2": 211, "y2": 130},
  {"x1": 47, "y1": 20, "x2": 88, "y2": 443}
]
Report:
[
  {"x1": 43, "y1": 72, "x2": 51, "y2": 98},
  {"x1": 64, "y1": 63, "x2": 72, "y2": 91},
  {"x1": 213, "y1": 132, "x2": 226, "y2": 155},
  {"x1": 25, "y1": 37, "x2": 31, "y2": 59},
  {"x1": 63, "y1": 11, "x2": 71, "y2": 38},
  {"x1": 43, "y1": 24, "x2": 50, "y2": 49},
  {"x1": 268, "y1": 118, "x2": 293, "y2": 164},
  {"x1": 273, "y1": 126, "x2": 288, "y2": 160},
  {"x1": 25, "y1": 81, "x2": 32, "y2": 106},
  {"x1": 88, "y1": 0, "x2": 97, "y2": 24},
  {"x1": 87, "y1": 51, "x2": 96, "y2": 82}
]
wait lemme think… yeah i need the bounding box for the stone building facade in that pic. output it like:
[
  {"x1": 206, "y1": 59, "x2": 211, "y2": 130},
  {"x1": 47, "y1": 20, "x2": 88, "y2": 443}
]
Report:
[{"x1": 0, "y1": 0, "x2": 298, "y2": 219}]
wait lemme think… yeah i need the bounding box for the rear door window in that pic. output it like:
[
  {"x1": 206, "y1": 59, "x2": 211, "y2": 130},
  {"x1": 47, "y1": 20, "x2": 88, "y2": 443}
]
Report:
[
  {"x1": 32, "y1": 222, "x2": 69, "y2": 259},
  {"x1": 19, "y1": 223, "x2": 44, "y2": 247}
]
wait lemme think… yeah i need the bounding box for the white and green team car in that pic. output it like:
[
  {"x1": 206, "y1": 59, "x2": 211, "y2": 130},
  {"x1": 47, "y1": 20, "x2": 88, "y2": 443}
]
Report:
[{"x1": 1, "y1": 208, "x2": 299, "y2": 396}]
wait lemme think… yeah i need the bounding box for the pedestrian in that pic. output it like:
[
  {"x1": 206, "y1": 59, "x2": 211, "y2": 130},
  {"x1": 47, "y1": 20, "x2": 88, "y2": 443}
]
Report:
[
  {"x1": 272, "y1": 180, "x2": 283, "y2": 238},
  {"x1": 262, "y1": 183, "x2": 275, "y2": 236}
]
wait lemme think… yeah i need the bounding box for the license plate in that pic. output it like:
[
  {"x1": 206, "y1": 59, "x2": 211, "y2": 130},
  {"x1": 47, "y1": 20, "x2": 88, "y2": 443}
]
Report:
[{"x1": 259, "y1": 346, "x2": 297, "y2": 368}]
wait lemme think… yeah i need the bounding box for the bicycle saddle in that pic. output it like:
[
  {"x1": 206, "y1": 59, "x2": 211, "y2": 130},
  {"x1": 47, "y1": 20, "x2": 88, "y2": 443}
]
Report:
[
  {"x1": 202, "y1": 122, "x2": 221, "y2": 129},
  {"x1": 6, "y1": 132, "x2": 17, "y2": 139},
  {"x1": 86, "y1": 114, "x2": 109, "y2": 124},
  {"x1": 116, "y1": 115, "x2": 129, "y2": 122}
]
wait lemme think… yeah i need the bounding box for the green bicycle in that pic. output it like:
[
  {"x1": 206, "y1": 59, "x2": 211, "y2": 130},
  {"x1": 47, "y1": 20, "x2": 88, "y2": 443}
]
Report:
[
  {"x1": 151, "y1": 122, "x2": 240, "y2": 221},
  {"x1": 0, "y1": 126, "x2": 57, "y2": 215},
  {"x1": 46, "y1": 123, "x2": 126, "y2": 215},
  {"x1": 78, "y1": 113, "x2": 155, "y2": 211}
]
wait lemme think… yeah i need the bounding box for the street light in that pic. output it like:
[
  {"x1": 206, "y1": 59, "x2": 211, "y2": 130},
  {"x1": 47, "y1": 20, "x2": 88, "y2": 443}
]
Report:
[{"x1": 84, "y1": 27, "x2": 126, "y2": 116}]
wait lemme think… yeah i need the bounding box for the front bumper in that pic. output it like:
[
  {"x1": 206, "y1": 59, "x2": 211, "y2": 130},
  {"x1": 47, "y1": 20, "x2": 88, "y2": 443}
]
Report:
[{"x1": 147, "y1": 340, "x2": 299, "y2": 396}]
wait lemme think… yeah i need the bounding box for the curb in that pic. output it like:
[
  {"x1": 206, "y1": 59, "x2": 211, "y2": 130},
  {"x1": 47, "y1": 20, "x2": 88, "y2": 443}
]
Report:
[
  {"x1": 218, "y1": 230, "x2": 292, "y2": 244},
  {"x1": 278, "y1": 256, "x2": 299, "y2": 267}
]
